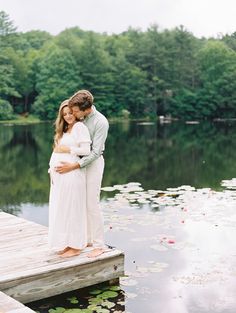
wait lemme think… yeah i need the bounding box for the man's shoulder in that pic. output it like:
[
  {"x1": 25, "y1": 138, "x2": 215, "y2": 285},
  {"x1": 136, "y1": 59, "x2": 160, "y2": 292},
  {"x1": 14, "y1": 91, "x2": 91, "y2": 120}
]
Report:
[{"x1": 94, "y1": 109, "x2": 109, "y2": 127}]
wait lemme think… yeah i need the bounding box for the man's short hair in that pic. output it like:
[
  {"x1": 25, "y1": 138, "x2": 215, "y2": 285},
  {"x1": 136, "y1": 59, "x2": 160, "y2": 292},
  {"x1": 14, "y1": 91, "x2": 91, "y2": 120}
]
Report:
[{"x1": 69, "y1": 90, "x2": 94, "y2": 111}]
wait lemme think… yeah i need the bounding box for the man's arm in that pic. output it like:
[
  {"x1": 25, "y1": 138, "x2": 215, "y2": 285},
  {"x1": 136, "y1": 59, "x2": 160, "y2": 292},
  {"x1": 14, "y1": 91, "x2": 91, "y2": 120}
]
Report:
[{"x1": 79, "y1": 118, "x2": 109, "y2": 168}]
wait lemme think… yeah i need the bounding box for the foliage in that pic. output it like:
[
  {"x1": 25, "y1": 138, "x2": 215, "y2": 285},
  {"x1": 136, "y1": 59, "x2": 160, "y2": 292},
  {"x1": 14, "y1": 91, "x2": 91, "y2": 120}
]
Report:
[
  {"x1": 32, "y1": 45, "x2": 81, "y2": 119},
  {"x1": 0, "y1": 10, "x2": 16, "y2": 36},
  {"x1": 0, "y1": 99, "x2": 14, "y2": 120},
  {"x1": 1, "y1": 10, "x2": 236, "y2": 119}
]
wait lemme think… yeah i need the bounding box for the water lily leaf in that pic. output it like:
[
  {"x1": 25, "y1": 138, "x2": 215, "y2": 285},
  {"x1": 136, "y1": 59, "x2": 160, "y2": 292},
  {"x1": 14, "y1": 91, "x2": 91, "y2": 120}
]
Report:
[
  {"x1": 49, "y1": 307, "x2": 66, "y2": 313},
  {"x1": 67, "y1": 297, "x2": 79, "y2": 304},
  {"x1": 101, "y1": 187, "x2": 116, "y2": 192},
  {"x1": 137, "y1": 199, "x2": 150, "y2": 204},
  {"x1": 89, "y1": 289, "x2": 103, "y2": 295},
  {"x1": 101, "y1": 300, "x2": 115, "y2": 308},
  {"x1": 96, "y1": 291, "x2": 118, "y2": 299},
  {"x1": 88, "y1": 298, "x2": 103, "y2": 305},
  {"x1": 108, "y1": 285, "x2": 121, "y2": 291},
  {"x1": 127, "y1": 182, "x2": 142, "y2": 186},
  {"x1": 87, "y1": 305, "x2": 99, "y2": 310},
  {"x1": 113, "y1": 184, "x2": 126, "y2": 190},
  {"x1": 116, "y1": 301, "x2": 125, "y2": 305}
]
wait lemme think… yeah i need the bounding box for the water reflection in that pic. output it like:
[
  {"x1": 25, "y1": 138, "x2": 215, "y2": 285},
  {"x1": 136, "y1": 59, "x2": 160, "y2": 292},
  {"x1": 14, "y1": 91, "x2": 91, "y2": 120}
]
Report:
[
  {"x1": 0, "y1": 123, "x2": 53, "y2": 213},
  {"x1": 24, "y1": 183, "x2": 236, "y2": 313},
  {"x1": 0, "y1": 121, "x2": 236, "y2": 313},
  {"x1": 0, "y1": 121, "x2": 236, "y2": 216},
  {"x1": 101, "y1": 184, "x2": 236, "y2": 313}
]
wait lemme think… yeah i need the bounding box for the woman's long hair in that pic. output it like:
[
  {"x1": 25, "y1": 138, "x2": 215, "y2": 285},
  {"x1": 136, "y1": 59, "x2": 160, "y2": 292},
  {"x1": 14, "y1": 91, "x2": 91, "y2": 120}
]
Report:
[{"x1": 53, "y1": 100, "x2": 70, "y2": 146}]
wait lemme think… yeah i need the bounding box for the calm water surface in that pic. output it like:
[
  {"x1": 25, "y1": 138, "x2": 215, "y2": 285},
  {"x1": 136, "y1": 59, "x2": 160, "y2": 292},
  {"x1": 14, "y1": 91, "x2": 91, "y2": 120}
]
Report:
[{"x1": 0, "y1": 120, "x2": 236, "y2": 313}]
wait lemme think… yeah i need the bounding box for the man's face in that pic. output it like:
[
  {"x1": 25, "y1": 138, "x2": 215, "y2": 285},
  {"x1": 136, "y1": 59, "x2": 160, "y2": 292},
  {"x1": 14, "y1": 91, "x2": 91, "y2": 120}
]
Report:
[{"x1": 72, "y1": 106, "x2": 85, "y2": 120}]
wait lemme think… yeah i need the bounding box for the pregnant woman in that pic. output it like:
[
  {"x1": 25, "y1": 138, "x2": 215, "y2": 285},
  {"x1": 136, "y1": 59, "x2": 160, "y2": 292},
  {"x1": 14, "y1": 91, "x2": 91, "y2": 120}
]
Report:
[{"x1": 48, "y1": 100, "x2": 91, "y2": 257}]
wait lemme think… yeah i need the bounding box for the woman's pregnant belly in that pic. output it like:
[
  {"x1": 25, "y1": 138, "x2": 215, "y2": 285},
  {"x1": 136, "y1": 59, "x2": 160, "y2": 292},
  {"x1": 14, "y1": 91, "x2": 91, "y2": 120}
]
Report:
[{"x1": 49, "y1": 152, "x2": 79, "y2": 170}]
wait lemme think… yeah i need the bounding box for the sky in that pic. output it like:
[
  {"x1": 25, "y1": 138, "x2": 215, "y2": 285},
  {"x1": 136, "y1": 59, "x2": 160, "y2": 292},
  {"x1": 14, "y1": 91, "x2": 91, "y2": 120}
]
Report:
[{"x1": 0, "y1": 0, "x2": 236, "y2": 38}]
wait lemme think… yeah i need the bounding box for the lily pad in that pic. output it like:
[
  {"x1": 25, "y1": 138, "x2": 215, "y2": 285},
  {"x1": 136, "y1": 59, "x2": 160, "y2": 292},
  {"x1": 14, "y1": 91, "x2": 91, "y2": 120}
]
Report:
[
  {"x1": 101, "y1": 187, "x2": 116, "y2": 192},
  {"x1": 49, "y1": 308, "x2": 66, "y2": 313},
  {"x1": 67, "y1": 297, "x2": 79, "y2": 304},
  {"x1": 96, "y1": 291, "x2": 118, "y2": 299},
  {"x1": 88, "y1": 297, "x2": 103, "y2": 305},
  {"x1": 101, "y1": 300, "x2": 115, "y2": 308},
  {"x1": 108, "y1": 285, "x2": 121, "y2": 291},
  {"x1": 89, "y1": 289, "x2": 103, "y2": 295}
]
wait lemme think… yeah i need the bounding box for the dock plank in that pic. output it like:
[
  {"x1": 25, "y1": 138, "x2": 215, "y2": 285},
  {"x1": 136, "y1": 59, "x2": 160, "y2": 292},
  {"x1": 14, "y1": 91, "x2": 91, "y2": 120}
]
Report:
[
  {"x1": 0, "y1": 292, "x2": 35, "y2": 313},
  {"x1": 0, "y1": 212, "x2": 124, "y2": 303}
]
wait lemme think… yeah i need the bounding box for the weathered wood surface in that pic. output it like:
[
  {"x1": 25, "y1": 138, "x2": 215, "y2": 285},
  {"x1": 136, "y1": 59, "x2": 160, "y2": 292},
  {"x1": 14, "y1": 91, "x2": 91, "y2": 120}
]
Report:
[
  {"x1": 0, "y1": 292, "x2": 35, "y2": 313},
  {"x1": 0, "y1": 212, "x2": 124, "y2": 304}
]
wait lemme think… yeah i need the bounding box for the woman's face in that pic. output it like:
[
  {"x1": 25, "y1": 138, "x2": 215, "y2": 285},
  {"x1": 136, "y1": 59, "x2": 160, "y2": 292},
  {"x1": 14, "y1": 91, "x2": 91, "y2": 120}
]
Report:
[{"x1": 62, "y1": 106, "x2": 76, "y2": 124}]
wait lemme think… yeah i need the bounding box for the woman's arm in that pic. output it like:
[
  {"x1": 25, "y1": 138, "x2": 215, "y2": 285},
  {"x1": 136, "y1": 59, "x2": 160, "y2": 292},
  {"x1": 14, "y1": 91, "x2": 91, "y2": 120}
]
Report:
[
  {"x1": 53, "y1": 142, "x2": 90, "y2": 155},
  {"x1": 54, "y1": 122, "x2": 91, "y2": 156}
]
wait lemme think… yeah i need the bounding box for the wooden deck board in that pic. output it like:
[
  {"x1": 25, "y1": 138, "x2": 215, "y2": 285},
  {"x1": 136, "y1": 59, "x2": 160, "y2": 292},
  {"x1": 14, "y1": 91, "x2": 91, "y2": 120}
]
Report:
[
  {"x1": 0, "y1": 212, "x2": 124, "y2": 304},
  {"x1": 0, "y1": 292, "x2": 35, "y2": 313}
]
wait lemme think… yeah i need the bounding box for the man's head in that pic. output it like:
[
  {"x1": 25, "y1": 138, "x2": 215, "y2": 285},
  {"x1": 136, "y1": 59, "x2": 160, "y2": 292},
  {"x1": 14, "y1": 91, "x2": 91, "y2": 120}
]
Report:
[{"x1": 69, "y1": 90, "x2": 94, "y2": 119}]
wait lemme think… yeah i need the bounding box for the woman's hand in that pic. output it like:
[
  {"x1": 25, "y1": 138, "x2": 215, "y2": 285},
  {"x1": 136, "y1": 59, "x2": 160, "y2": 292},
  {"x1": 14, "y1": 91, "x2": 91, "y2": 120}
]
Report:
[{"x1": 53, "y1": 145, "x2": 70, "y2": 153}]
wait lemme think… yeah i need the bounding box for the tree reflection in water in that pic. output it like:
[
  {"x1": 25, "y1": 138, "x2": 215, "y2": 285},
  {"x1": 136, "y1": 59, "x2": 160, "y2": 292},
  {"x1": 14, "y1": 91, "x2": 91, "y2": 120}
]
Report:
[{"x1": 0, "y1": 120, "x2": 236, "y2": 215}]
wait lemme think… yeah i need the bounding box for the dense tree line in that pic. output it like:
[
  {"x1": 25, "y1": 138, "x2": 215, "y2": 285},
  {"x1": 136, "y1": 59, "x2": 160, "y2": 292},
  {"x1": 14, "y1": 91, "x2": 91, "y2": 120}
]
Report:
[{"x1": 1, "y1": 11, "x2": 236, "y2": 120}]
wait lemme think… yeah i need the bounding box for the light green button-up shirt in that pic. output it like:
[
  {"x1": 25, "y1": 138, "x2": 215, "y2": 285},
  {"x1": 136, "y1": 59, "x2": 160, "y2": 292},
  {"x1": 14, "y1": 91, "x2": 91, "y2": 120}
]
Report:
[{"x1": 78, "y1": 106, "x2": 109, "y2": 168}]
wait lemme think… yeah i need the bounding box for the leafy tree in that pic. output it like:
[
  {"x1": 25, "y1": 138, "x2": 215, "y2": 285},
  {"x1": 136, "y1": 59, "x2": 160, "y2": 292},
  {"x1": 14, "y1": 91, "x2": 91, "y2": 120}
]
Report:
[
  {"x1": 0, "y1": 54, "x2": 20, "y2": 99},
  {"x1": 0, "y1": 10, "x2": 16, "y2": 36},
  {"x1": 196, "y1": 41, "x2": 236, "y2": 118},
  {"x1": 1, "y1": 10, "x2": 236, "y2": 120},
  {"x1": 0, "y1": 99, "x2": 14, "y2": 120},
  {"x1": 76, "y1": 32, "x2": 115, "y2": 113},
  {"x1": 32, "y1": 44, "x2": 81, "y2": 119},
  {"x1": 222, "y1": 32, "x2": 236, "y2": 51},
  {"x1": 111, "y1": 48, "x2": 148, "y2": 116},
  {"x1": 21, "y1": 30, "x2": 52, "y2": 50}
]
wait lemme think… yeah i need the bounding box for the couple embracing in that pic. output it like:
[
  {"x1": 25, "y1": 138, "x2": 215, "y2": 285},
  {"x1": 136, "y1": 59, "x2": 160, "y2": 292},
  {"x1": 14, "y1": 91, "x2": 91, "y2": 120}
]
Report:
[{"x1": 48, "y1": 90, "x2": 109, "y2": 258}]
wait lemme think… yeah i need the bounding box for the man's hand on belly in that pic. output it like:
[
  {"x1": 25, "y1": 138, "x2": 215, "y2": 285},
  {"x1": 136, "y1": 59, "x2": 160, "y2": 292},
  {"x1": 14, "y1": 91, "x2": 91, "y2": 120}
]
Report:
[{"x1": 55, "y1": 162, "x2": 80, "y2": 173}]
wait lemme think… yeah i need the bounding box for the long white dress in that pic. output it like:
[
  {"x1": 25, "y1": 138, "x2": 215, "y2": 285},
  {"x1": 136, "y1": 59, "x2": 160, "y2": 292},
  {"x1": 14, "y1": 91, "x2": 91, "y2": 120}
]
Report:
[{"x1": 48, "y1": 122, "x2": 91, "y2": 251}]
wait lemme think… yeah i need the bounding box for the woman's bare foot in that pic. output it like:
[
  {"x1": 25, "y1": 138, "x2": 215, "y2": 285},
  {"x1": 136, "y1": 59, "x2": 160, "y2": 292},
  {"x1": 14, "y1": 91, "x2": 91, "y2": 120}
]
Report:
[
  {"x1": 87, "y1": 248, "x2": 105, "y2": 258},
  {"x1": 60, "y1": 248, "x2": 82, "y2": 258},
  {"x1": 57, "y1": 247, "x2": 70, "y2": 255}
]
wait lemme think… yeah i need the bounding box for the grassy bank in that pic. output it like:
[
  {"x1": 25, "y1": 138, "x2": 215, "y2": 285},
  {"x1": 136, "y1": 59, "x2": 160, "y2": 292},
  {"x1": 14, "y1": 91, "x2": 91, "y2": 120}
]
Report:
[
  {"x1": 0, "y1": 114, "x2": 41, "y2": 124},
  {"x1": 0, "y1": 115, "x2": 156, "y2": 125}
]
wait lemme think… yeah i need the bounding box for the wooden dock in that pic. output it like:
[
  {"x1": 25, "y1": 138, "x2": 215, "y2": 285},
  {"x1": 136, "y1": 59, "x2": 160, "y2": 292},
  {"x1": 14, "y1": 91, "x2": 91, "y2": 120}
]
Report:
[
  {"x1": 0, "y1": 292, "x2": 35, "y2": 313},
  {"x1": 0, "y1": 212, "x2": 124, "y2": 306}
]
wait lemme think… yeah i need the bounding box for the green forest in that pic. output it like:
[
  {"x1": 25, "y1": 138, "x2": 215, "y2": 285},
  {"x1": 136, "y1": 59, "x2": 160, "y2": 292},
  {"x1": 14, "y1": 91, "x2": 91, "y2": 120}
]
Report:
[{"x1": 1, "y1": 10, "x2": 236, "y2": 121}]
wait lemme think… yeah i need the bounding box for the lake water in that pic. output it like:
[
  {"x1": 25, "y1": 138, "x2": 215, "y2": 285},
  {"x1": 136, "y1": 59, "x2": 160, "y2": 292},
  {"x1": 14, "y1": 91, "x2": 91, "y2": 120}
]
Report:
[{"x1": 0, "y1": 120, "x2": 236, "y2": 313}]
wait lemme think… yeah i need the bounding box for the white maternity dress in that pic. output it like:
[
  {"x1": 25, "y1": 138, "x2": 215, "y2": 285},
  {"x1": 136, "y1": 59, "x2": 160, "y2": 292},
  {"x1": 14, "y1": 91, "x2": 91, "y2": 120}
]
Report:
[{"x1": 48, "y1": 121, "x2": 91, "y2": 251}]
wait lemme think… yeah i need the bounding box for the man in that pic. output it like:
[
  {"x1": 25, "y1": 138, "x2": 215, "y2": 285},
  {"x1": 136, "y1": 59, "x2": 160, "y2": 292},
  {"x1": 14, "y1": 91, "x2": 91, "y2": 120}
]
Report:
[{"x1": 55, "y1": 90, "x2": 109, "y2": 258}]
